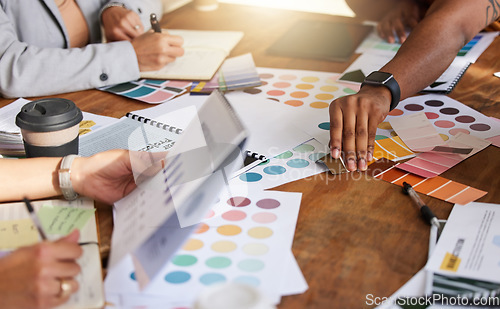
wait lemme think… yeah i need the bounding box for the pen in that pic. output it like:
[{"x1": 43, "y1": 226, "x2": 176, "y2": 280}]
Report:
[
  {"x1": 23, "y1": 197, "x2": 48, "y2": 241},
  {"x1": 150, "y1": 13, "x2": 161, "y2": 33},
  {"x1": 402, "y1": 182, "x2": 441, "y2": 230}
]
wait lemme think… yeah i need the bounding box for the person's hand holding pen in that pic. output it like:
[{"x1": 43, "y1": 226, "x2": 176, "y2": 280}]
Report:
[
  {"x1": 0, "y1": 230, "x2": 82, "y2": 309},
  {"x1": 130, "y1": 13, "x2": 184, "y2": 72},
  {"x1": 101, "y1": 6, "x2": 184, "y2": 71}
]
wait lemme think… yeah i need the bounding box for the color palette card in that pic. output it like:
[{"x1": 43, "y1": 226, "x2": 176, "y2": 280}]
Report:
[
  {"x1": 377, "y1": 94, "x2": 500, "y2": 143},
  {"x1": 397, "y1": 133, "x2": 491, "y2": 178},
  {"x1": 373, "y1": 136, "x2": 415, "y2": 161},
  {"x1": 105, "y1": 189, "x2": 304, "y2": 305},
  {"x1": 100, "y1": 79, "x2": 190, "y2": 104},
  {"x1": 389, "y1": 112, "x2": 446, "y2": 152},
  {"x1": 230, "y1": 138, "x2": 329, "y2": 190},
  {"x1": 236, "y1": 67, "x2": 359, "y2": 147},
  {"x1": 371, "y1": 159, "x2": 487, "y2": 205},
  {"x1": 190, "y1": 53, "x2": 261, "y2": 94},
  {"x1": 246, "y1": 68, "x2": 358, "y2": 109}
]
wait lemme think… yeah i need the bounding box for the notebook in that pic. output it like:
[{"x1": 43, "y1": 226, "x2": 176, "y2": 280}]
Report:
[
  {"x1": 140, "y1": 30, "x2": 244, "y2": 80},
  {"x1": 421, "y1": 60, "x2": 471, "y2": 94},
  {"x1": 0, "y1": 198, "x2": 104, "y2": 309},
  {"x1": 267, "y1": 20, "x2": 372, "y2": 62}
]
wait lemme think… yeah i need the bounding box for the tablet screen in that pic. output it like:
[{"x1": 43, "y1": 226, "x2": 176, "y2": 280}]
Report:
[{"x1": 267, "y1": 20, "x2": 372, "y2": 62}]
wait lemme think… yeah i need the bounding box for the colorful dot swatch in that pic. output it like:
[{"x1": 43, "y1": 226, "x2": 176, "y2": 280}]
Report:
[
  {"x1": 230, "y1": 138, "x2": 328, "y2": 190},
  {"x1": 243, "y1": 68, "x2": 357, "y2": 111},
  {"x1": 104, "y1": 190, "x2": 304, "y2": 305}
]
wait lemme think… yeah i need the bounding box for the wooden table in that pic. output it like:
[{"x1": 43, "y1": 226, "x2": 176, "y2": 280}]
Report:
[{"x1": 1, "y1": 2, "x2": 499, "y2": 308}]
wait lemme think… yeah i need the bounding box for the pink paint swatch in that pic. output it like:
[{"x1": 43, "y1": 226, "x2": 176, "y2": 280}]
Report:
[
  {"x1": 389, "y1": 112, "x2": 445, "y2": 152},
  {"x1": 397, "y1": 133, "x2": 491, "y2": 178}
]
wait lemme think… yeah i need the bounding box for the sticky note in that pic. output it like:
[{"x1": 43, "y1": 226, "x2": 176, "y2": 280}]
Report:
[
  {"x1": 0, "y1": 219, "x2": 39, "y2": 249},
  {"x1": 38, "y1": 206, "x2": 95, "y2": 235}
]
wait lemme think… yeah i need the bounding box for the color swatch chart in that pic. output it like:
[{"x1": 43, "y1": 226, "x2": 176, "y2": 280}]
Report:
[
  {"x1": 100, "y1": 79, "x2": 191, "y2": 104},
  {"x1": 243, "y1": 67, "x2": 357, "y2": 110},
  {"x1": 397, "y1": 133, "x2": 491, "y2": 178},
  {"x1": 369, "y1": 158, "x2": 487, "y2": 205},
  {"x1": 378, "y1": 94, "x2": 500, "y2": 143},
  {"x1": 237, "y1": 67, "x2": 359, "y2": 148},
  {"x1": 105, "y1": 190, "x2": 305, "y2": 306},
  {"x1": 231, "y1": 138, "x2": 328, "y2": 190}
]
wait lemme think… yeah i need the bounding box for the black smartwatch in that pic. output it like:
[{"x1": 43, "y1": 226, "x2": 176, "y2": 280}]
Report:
[{"x1": 361, "y1": 71, "x2": 401, "y2": 111}]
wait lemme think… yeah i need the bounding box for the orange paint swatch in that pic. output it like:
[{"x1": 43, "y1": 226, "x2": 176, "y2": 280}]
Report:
[{"x1": 374, "y1": 164, "x2": 487, "y2": 205}]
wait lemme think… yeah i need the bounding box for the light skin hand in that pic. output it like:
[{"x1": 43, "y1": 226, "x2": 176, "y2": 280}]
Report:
[
  {"x1": 329, "y1": 85, "x2": 392, "y2": 172},
  {"x1": 0, "y1": 230, "x2": 82, "y2": 309},
  {"x1": 377, "y1": 0, "x2": 427, "y2": 43},
  {"x1": 101, "y1": 6, "x2": 144, "y2": 42},
  {"x1": 70, "y1": 149, "x2": 138, "y2": 205},
  {"x1": 131, "y1": 31, "x2": 184, "y2": 71}
]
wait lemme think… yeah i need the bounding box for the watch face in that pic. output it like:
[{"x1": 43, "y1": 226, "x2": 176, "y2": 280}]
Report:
[{"x1": 366, "y1": 71, "x2": 392, "y2": 83}]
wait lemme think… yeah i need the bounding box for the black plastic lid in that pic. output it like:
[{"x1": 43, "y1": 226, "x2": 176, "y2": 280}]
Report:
[{"x1": 16, "y1": 98, "x2": 83, "y2": 132}]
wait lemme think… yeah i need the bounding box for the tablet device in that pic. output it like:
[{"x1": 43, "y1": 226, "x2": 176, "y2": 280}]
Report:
[{"x1": 267, "y1": 20, "x2": 372, "y2": 62}]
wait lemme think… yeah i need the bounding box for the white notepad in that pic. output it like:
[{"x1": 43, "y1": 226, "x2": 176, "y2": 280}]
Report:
[
  {"x1": 140, "y1": 30, "x2": 244, "y2": 80},
  {"x1": 0, "y1": 198, "x2": 104, "y2": 309}
]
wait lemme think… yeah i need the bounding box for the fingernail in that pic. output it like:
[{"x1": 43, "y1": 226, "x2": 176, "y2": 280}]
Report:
[
  {"x1": 347, "y1": 158, "x2": 356, "y2": 171},
  {"x1": 358, "y1": 158, "x2": 367, "y2": 171},
  {"x1": 367, "y1": 152, "x2": 373, "y2": 162},
  {"x1": 331, "y1": 148, "x2": 340, "y2": 159}
]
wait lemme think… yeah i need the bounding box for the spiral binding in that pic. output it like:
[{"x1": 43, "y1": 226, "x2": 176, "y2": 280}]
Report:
[{"x1": 125, "y1": 112, "x2": 183, "y2": 134}]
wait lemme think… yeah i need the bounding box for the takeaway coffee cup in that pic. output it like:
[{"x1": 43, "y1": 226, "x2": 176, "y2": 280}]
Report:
[{"x1": 16, "y1": 98, "x2": 83, "y2": 158}]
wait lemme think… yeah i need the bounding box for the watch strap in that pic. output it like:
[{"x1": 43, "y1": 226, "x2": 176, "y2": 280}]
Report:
[
  {"x1": 58, "y1": 154, "x2": 80, "y2": 201},
  {"x1": 361, "y1": 72, "x2": 401, "y2": 111}
]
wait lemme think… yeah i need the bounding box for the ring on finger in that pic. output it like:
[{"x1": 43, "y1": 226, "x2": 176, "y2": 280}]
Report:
[
  {"x1": 58, "y1": 278, "x2": 72, "y2": 298},
  {"x1": 134, "y1": 25, "x2": 140, "y2": 30}
]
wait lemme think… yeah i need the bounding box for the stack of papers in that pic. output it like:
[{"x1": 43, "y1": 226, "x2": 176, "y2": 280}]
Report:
[
  {"x1": 376, "y1": 202, "x2": 500, "y2": 309},
  {"x1": 0, "y1": 98, "x2": 30, "y2": 156}
]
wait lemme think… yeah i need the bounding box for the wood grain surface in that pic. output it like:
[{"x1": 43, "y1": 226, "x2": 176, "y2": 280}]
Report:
[{"x1": 0, "y1": 2, "x2": 498, "y2": 308}]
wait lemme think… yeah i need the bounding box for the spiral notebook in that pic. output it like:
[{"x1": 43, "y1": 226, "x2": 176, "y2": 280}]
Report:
[
  {"x1": 79, "y1": 110, "x2": 183, "y2": 157},
  {"x1": 421, "y1": 60, "x2": 471, "y2": 94}
]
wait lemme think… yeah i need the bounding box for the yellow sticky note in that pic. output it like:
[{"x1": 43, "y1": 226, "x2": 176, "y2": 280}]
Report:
[
  {"x1": 38, "y1": 206, "x2": 95, "y2": 235},
  {"x1": 79, "y1": 120, "x2": 96, "y2": 129},
  {"x1": 439, "y1": 252, "x2": 461, "y2": 272},
  {"x1": 0, "y1": 219, "x2": 39, "y2": 249}
]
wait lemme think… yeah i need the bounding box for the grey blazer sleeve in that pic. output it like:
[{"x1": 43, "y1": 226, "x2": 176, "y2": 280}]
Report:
[{"x1": 0, "y1": 4, "x2": 141, "y2": 98}]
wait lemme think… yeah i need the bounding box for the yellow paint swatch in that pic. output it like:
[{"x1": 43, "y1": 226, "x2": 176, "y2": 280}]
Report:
[{"x1": 374, "y1": 136, "x2": 414, "y2": 161}]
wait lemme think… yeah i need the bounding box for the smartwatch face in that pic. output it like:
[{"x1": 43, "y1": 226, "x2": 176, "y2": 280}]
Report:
[{"x1": 366, "y1": 71, "x2": 392, "y2": 83}]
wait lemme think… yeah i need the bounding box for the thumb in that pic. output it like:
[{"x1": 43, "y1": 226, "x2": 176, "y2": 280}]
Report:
[{"x1": 57, "y1": 229, "x2": 80, "y2": 243}]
